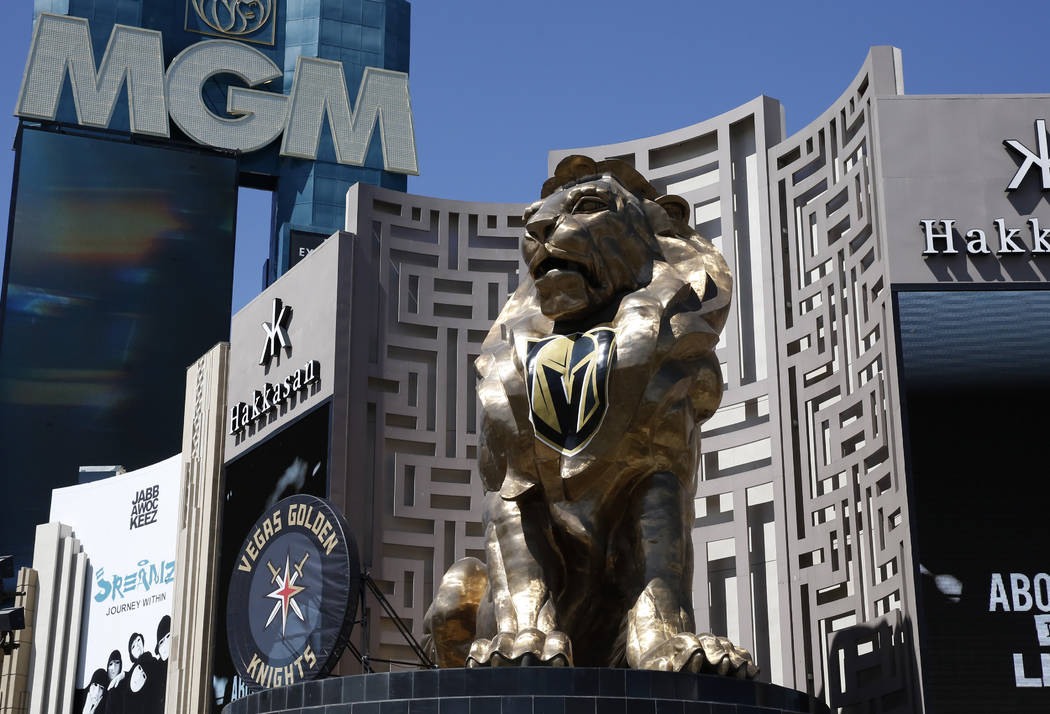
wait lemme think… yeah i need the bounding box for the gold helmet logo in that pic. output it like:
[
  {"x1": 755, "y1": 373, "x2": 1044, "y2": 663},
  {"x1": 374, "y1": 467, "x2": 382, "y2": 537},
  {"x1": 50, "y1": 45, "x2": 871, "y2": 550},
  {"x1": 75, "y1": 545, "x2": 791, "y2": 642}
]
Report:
[
  {"x1": 525, "y1": 327, "x2": 616, "y2": 456},
  {"x1": 190, "y1": 0, "x2": 273, "y2": 37}
]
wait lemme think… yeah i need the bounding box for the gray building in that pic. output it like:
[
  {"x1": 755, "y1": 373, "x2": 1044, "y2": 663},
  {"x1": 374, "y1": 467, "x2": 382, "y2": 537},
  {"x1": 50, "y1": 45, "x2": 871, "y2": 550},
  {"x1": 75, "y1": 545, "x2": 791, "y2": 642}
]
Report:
[{"x1": 213, "y1": 46, "x2": 1050, "y2": 712}]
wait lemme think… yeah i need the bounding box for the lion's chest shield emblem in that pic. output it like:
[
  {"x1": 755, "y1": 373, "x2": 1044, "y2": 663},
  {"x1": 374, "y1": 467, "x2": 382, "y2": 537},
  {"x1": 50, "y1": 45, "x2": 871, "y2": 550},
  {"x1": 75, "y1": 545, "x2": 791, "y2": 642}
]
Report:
[{"x1": 524, "y1": 327, "x2": 616, "y2": 455}]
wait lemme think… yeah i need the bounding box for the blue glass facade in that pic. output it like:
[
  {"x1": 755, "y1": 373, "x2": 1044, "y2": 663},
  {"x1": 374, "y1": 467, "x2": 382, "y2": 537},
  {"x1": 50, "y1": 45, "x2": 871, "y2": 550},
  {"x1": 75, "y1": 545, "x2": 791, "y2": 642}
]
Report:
[
  {"x1": 32, "y1": 0, "x2": 411, "y2": 278},
  {"x1": 0, "y1": 1, "x2": 411, "y2": 569},
  {"x1": 0, "y1": 128, "x2": 239, "y2": 569}
]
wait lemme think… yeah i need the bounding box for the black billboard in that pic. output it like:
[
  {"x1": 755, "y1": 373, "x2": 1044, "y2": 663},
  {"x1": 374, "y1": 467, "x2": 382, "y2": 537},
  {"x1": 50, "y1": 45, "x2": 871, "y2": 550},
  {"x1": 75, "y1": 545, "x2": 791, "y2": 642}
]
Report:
[
  {"x1": 215, "y1": 402, "x2": 331, "y2": 706},
  {"x1": 897, "y1": 289, "x2": 1050, "y2": 713},
  {"x1": 0, "y1": 127, "x2": 237, "y2": 570}
]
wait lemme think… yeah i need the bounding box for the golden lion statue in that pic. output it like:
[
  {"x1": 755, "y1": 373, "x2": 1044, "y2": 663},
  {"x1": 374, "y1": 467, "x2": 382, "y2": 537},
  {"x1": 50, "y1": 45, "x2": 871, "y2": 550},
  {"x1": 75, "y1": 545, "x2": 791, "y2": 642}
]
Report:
[{"x1": 423, "y1": 155, "x2": 758, "y2": 678}]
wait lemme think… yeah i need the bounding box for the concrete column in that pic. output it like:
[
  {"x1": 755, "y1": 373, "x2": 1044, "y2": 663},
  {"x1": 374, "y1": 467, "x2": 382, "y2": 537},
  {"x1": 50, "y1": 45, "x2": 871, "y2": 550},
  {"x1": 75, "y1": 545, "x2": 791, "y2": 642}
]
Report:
[
  {"x1": 164, "y1": 343, "x2": 229, "y2": 714},
  {"x1": 0, "y1": 568, "x2": 38, "y2": 714},
  {"x1": 26, "y1": 524, "x2": 86, "y2": 714}
]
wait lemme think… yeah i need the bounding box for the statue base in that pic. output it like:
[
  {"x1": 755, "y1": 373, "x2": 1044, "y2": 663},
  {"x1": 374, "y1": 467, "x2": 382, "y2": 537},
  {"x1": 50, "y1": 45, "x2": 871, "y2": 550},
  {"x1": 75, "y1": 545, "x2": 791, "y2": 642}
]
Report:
[{"x1": 223, "y1": 667, "x2": 831, "y2": 714}]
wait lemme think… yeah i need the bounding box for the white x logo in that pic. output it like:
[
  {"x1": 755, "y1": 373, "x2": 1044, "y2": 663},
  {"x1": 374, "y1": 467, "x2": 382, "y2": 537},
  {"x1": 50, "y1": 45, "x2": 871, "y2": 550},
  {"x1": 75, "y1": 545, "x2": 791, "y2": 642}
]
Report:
[
  {"x1": 259, "y1": 298, "x2": 291, "y2": 366},
  {"x1": 1004, "y1": 119, "x2": 1050, "y2": 191}
]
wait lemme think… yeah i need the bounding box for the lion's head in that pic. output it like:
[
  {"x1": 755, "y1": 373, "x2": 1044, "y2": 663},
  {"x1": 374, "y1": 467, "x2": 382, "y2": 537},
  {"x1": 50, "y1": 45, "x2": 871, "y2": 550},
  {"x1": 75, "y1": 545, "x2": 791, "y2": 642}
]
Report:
[
  {"x1": 521, "y1": 155, "x2": 713, "y2": 323},
  {"x1": 476, "y1": 154, "x2": 732, "y2": 498}
]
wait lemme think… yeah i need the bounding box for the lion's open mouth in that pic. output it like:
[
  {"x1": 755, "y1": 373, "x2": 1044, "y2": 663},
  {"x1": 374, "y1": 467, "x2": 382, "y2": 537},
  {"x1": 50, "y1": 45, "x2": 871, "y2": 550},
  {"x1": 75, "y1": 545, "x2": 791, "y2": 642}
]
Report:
[{"x1": 533, "y1": 256, "x2": 596, "y2": 286}]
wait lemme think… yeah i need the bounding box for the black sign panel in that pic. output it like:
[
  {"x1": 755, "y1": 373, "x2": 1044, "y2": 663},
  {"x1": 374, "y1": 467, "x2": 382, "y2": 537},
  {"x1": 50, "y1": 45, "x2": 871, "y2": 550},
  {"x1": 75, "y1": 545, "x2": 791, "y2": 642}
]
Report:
[
  {"x1": 288, "y1": 230, "x2": 327, "y2": 270},
  {"x1": 525, "y1": 327, "x2": 616, "y2": 455},
  {"x1": 897, "y1": 290, "x2": 1050, "y2": 713},
  {"x1": 226, "y1": 494, "x2": 360, "y2": 691},
  {"x1": 216, "y1": 403, "x2": 330, "y2": 704}
]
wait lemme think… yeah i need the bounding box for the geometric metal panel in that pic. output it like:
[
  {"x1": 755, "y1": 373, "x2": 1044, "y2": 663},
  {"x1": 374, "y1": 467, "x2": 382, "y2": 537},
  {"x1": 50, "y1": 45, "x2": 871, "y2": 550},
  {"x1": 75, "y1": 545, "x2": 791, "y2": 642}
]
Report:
[
  {"x1": 550, "y1": 96, "x2": 792, "y2": 686},
  {"x1": 767, "y1": 47, "x2": 920, "y2": 711},
  {"x1": 343, "y1": 184, "x2": 526, "y2": 667}
]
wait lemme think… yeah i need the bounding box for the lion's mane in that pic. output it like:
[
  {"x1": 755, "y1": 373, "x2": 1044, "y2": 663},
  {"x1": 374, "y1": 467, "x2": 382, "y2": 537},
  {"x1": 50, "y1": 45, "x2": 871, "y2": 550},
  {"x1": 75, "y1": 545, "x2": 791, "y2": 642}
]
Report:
[{"x1": 475, "y1": 156, "x2": 733, "y2": 503}]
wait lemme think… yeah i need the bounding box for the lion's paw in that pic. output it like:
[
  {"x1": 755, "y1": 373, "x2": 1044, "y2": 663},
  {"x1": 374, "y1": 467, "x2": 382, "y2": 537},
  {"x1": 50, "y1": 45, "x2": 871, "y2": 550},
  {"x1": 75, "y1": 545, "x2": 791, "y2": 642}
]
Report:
[
  {"x1": 636, "y1": 632, "x2": 758, "y2": 679},
  {"x1": 465, "y1": 628, "x2": 573, "y2": 667}
]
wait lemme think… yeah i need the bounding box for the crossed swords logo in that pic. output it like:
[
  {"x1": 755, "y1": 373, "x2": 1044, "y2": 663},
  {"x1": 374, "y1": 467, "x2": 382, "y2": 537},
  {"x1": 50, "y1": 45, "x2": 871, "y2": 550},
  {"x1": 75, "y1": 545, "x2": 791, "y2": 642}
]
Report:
[{"x1": 263, "y1": 551, "x2": 309, "y2": 635}]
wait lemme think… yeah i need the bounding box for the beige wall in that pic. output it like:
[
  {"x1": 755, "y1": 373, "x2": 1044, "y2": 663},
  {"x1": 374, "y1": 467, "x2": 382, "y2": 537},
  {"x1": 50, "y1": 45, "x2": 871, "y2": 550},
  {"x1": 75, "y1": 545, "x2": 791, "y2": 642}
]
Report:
[
  {"x1": 165, "y1": 343, "x2": 230, "y2": 714},
  {"x1": 0, "y1": 568, "x2": 38, "y2": 714}
]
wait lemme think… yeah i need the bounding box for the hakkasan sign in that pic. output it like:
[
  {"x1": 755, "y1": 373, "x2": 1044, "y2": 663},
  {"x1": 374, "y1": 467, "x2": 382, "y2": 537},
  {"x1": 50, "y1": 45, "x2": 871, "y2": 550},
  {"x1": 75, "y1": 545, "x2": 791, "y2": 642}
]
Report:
[{"x1": 15, "y1": 13, "x2": 419, "y2": 174}]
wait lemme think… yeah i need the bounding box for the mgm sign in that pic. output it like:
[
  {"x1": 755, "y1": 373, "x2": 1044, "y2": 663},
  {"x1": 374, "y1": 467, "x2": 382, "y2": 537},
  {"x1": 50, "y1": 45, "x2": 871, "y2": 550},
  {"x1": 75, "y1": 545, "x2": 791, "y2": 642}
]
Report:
[{"x1": 15, "y1": 13, "x2": 419, "y2": 174}]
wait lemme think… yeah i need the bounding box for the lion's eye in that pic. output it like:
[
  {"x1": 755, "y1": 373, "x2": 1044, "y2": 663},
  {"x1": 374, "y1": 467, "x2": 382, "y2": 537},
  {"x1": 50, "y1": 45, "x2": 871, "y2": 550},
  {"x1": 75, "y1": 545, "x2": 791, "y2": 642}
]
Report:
[
  {"x1": 522, "y1": 201, "x2": 543, "y2": 225},
  {"x1": 571, "y1": 196, "x2": 607, "y2": 214}
]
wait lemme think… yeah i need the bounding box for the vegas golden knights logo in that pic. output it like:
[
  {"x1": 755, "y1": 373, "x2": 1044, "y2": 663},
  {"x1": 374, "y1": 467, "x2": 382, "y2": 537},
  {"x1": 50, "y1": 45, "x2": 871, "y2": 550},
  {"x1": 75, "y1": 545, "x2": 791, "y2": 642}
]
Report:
[{"x1": 525, "y1": 327, "x2": 616, "y2": 455}]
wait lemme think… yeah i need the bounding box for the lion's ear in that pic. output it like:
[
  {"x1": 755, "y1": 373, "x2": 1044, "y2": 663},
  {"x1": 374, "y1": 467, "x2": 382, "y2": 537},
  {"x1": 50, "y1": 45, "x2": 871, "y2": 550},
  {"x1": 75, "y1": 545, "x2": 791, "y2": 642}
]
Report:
[
  {"x1": 645, "y1": 194, "x2": 691, "y2": 238},
  {"x1": 655, "y1": 195, "x2": 690, "y2": 223}
]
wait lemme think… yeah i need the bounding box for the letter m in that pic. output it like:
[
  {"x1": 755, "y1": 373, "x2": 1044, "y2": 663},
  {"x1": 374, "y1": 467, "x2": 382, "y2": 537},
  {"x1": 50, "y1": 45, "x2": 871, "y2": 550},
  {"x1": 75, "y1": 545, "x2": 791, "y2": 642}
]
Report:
[
  {"x1": 282, "y1": 60, "x2": 418, "y2": 174},
  {"x1": 15, "y1": 13, "x2": 168, "y2": 137}
]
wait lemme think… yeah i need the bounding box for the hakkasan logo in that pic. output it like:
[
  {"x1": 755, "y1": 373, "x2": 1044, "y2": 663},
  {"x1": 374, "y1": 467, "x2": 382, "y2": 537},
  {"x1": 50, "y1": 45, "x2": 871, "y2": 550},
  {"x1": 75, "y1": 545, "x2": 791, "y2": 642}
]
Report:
[
  {"x1": 230, "y1": 298, "x2": 321, "y2": 437},
  {"x1": 186, "y1": 0, "x2": 276, "y2": 45},
  {"x1": 920, "y1": 119, "x2": 1050, "y2": 257},
  {"x1": 226, "y1": 495, "x2": 360, "y2": 691}
]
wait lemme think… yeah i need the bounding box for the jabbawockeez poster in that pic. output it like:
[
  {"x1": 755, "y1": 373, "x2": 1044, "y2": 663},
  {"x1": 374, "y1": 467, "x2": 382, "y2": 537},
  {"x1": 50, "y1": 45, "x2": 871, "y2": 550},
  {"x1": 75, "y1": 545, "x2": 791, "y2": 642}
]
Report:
[{"x1": 50, "y1": 454, "x2": 180, "y2": 714}]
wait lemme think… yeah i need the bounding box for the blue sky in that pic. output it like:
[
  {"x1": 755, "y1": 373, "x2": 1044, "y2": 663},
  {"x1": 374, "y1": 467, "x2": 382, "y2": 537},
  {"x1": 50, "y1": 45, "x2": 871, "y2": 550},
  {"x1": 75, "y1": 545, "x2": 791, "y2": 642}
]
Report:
[{"x1": 1, "y1": 1, "x2": 1048, "y2": 313}]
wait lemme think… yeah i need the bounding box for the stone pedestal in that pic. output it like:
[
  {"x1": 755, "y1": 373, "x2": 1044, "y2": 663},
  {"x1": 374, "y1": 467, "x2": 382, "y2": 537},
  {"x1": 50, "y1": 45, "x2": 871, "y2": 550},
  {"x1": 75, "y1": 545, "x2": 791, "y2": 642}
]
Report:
[{"x1": 223, "y1": 668, "x2": 831, "y2": 714}]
